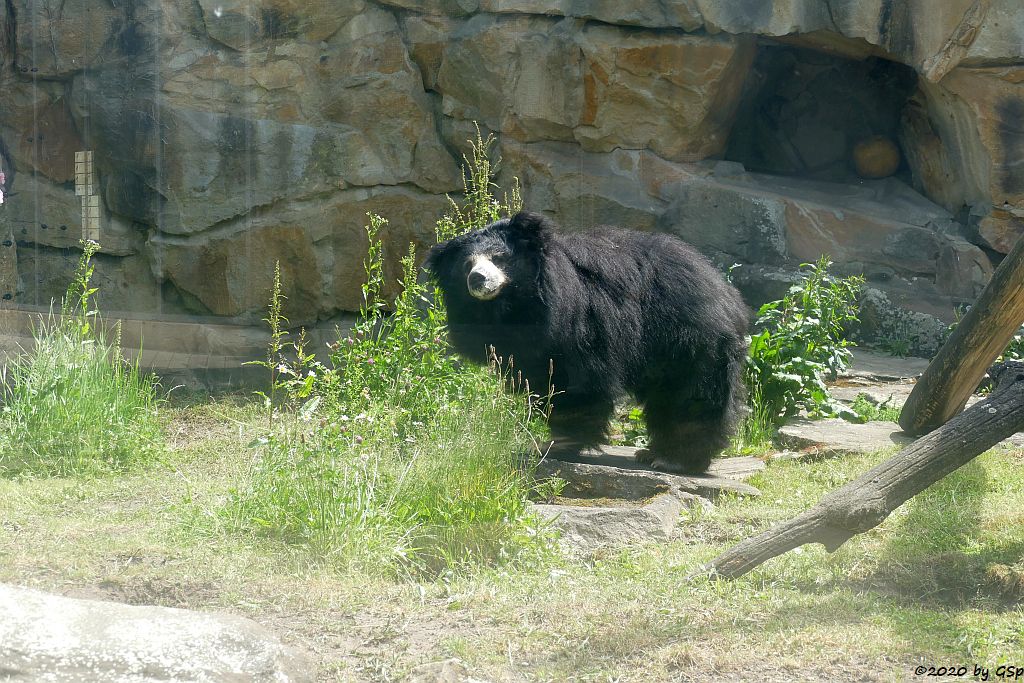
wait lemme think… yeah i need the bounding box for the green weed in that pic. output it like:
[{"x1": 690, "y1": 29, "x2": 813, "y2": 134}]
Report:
[
  {"x1": 226, "y1": 133, "x2": 551, "y2": 575},
  {"x1": 848, "y1": 392, "x2": 902, "y2": 423}
]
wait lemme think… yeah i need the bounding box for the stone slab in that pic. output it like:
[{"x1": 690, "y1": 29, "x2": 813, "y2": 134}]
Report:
[
  {"x1": 532, "y1": 489, "x2": 705, "y2": 555},
  {"x1": 844, "y1": 348, "x2": 931, "y2": 381},
  {"x1": 780, "y1": 415, "x2": 1024, "y2": 456},
  {"x1": 778, "y1": 417, "x2": 914, "y2": 456},
  {"x1": 546, "y1": 443, "x2": 764, "y2": 479},
  {"x1": 829, "y1": 381, "x2": 915, "y2": 408},
  {"x1": 538, "y1": 449, "x2": 763, "y2": 499}
]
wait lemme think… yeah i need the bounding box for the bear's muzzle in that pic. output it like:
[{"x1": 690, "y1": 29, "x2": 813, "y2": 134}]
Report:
[{"x1": 467, "y1": 255, "x2": 508, "y2": 300}]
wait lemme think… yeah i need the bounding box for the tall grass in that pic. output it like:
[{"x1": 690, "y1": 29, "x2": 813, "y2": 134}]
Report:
[
  {"x1": 226, "y1": 131, "x2": 552, "y2": 575},
  {"x1": 0, "y1": 241, "x2": 164, "y2": 476}
]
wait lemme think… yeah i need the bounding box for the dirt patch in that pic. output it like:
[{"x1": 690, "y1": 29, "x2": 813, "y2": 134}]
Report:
[
  {"x1": 63, "y1": 576, "x2": 223, "y2": 609},
  {"x1": 253, "y1": 601, "x2": 514, "y2": 682}
]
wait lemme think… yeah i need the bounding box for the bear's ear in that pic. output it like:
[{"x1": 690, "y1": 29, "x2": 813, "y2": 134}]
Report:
[{"x1": 507, "y1": 211, "x2": 552, "y2": 238}]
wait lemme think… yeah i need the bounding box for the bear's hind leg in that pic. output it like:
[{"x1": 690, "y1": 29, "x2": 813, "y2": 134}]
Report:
[
  {"x1": 639, "y1": 392, "x2": 739, "y2": 475},
  {"x1": 547, "y1": 393, "x2": 615, "y2": 452}
]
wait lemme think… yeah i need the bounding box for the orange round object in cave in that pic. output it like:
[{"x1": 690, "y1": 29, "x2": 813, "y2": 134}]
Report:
[{"x1": 853, "y1": 136, "x2": 901, "y2": 179}]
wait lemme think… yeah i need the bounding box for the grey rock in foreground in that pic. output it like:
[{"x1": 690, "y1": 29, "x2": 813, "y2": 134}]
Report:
[
  {"x1": 407, "y1": 658, "x2": 492, "y2": 683},
  {"x1": 0, "y1": 583, "x2": 314, "y2": 682}
]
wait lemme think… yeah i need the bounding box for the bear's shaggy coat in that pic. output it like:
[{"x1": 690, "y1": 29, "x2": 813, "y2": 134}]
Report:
[{"x1": 423, "y1": 212, "x2": 749, "y2": 474}]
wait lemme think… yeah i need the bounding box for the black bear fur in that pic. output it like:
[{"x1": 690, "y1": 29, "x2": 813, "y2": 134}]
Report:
[{"x1": 423, "y1": 211, "x2": 749, "y2": 474}]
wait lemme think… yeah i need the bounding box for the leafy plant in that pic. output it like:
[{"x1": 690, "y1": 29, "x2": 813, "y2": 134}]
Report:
[
  {"x1": 436, "y1": 123, "x2": 521, "y2": 242},
  {"x1": 745, "y1": 257, "x2": 864, "y2": 424},
  {"x1": 999, "y1": 326, "x2": 1024, "y2": 362},
  {"x1": 847, "y1": 392, "x2": 902, "y2": 423},
  {"x1": 877, "y1": 333, "x2": 912, "y2": 358},
  {"x1": 609, "y1": 406, "x2": 649, "y2": 449},
  {"x1": 0, "y1": 241, "x2": 165, "y2": 476}
]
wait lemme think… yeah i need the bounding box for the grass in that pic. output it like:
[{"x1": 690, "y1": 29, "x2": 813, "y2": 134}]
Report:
[
  {"x1": 1, "y1": 394, "x2": 1021, "y2": 680},
  {"x1": 0, "y1": 242, "x2": 164, "y2": 476},
  {"x1": 222, "y1": 362, "x2": 551, "y2": 576},
  {"x1": 0, "y1": 136, "x2": 1018, "y2": 678}
]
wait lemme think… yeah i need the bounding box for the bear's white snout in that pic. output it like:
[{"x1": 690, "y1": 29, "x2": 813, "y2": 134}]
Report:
[{"x1": 467, "y1": 255, "x2": 508, "y2": 300}]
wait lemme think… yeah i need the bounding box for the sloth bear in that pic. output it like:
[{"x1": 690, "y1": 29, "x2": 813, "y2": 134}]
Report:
[{"x1": 423, "y1": 211, "x2": 749, "y2": 474}]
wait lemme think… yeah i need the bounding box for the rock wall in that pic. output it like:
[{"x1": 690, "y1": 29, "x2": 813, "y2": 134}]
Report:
[{"x1": 0, "y1": 0, "x2": 1021, "y2": 333}]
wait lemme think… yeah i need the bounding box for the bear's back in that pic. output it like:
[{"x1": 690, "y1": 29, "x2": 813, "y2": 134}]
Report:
[{"x1": 548, "y1": 226, "x2": 748, "y2": 333}]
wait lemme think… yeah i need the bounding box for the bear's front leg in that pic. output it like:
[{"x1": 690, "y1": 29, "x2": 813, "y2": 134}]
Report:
[{"x1": 546, "y1": 393, "x2": 615, "y2": 453}]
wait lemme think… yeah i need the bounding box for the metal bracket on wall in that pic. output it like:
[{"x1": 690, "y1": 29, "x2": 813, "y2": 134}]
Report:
[{"x1": 75, "y1": 151, "x2": 100, "y2": 242}]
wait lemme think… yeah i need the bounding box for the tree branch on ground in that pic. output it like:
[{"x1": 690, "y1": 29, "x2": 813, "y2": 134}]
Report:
[{"x1": 703, "y1": 361, "x2": 1024, "y2": 580}]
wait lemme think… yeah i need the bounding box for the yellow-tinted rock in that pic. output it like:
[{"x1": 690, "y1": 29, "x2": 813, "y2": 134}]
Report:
[
  {"x1": 978, "y1": 210, "x2": 1024, "y2": 254},
  {"x1": 853, "y1": 136, "x2": 901, "y2": 179}
]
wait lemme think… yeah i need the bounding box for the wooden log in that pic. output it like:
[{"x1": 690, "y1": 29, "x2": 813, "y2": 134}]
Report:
[
  {"x1": 704, "y1": 361, "x2": 1024, "y2": 580},
  {"x1": 899, "y1": 235, "x2": 1024, "y2": 435}
]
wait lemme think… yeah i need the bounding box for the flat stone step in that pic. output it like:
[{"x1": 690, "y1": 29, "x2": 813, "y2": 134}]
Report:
[
  {"x1": 0, "y1": 306, "x2": 355, "y2": 390},
  {"x1": 0, "y1": 307, "x2": 270, "y2": 357},
  {"x1": 546, "y1": 443, "x2": 764, "y2": 480},
  {"x1": 531, "y1": 490, "x2": 704, "y2": 556},
  {"x1": 779, "y1": 416, "x2": 1024, "y2": 456},
  {"x1": 0, "y1": 338, "x2": 265, "y2": 392},
  {"x1": 778, "y1": 418, "x2": 914, "y2": 456},
  {"x1": 539, "y1": 445, "x2": 763, "y2": 499},
  {"x1": 533, "y1": 446, "x2": 761, "y2": 554},
  {"x1": 844, "y1": 348, "x2": 930, "y2": 382},
  {"x1": 829, "y1": 380, "x2": 915, "y2": 407}
]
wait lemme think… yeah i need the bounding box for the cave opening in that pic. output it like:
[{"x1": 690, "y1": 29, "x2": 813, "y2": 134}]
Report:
[{"x1": 725, "y1": 41, "x2": 919, "y2": 185}]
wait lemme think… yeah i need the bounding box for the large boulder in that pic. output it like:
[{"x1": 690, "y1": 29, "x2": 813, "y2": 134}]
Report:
[
  {"x1": 658, "y1": 167, "x2": 992, "y2": 303},
  {"x1": 480, "y1": 0, "x2": 703, "y2": 29},
  {"x1": 73, "y1": 6, "x2": 459, "y2": 237},
  {"x1": 0, "y1": 583, "x2": 313, "y2": 682},
  {"x1": 0, "y1": 0, "x2": 1021, "y2": 328},
  {"x1": 498, "y1": 140, "x2": 708, "y2": 232},
  {"x1": 6, "y1": 0, "x2": 121, "y2": 78},
  {"x1": 902, "y1": 65, "x2": 1024, "y2": 253},
  {"x1": 473, "y1": 0, "x2": 1008, "y2": 78},
  {"x1": 196, "y1": 0, "x2": 365, "y2": 47}
]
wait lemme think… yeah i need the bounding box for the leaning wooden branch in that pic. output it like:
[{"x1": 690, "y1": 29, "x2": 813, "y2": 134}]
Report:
[
  {"x1": 705, "y1": 362, "x2": 1024, "y2": 580},
  {"x1": 899, "y1": 234, "x2": 1024, "y2": 435}
]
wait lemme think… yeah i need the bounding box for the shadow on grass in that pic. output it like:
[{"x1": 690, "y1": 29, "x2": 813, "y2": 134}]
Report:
[
  {"x1": 857, "y1": 461, "x2": 1022, "y2": 608},
  {"x1": 700, "y1": 457, "x2": 1023, "y2": 660}
]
